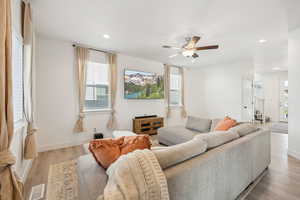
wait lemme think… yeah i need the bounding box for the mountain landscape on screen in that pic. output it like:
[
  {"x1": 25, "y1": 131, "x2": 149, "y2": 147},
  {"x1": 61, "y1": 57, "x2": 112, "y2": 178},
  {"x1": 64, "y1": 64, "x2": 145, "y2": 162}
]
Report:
[{"x1": 124, "y1": 70, "x2": 164, "y2": 99}]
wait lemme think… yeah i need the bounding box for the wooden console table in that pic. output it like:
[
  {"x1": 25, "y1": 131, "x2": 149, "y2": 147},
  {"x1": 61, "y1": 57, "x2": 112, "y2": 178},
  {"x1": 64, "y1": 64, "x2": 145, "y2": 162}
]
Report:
[{"x1": 133, "y1": 117, "x2": 164, "y2": 135}]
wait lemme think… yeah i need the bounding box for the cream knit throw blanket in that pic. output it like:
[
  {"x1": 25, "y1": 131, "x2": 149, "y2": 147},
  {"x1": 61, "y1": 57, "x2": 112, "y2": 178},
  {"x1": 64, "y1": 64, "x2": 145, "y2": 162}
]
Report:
[{"x1": 98, "y1": 149, "x2": 169, "y2": 200}]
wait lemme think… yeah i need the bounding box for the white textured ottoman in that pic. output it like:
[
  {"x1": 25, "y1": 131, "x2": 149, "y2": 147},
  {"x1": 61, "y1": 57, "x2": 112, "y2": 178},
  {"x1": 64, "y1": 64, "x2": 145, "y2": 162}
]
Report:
[{"x1": 112, "y1": 130, "x2": 136, "y2": 138}]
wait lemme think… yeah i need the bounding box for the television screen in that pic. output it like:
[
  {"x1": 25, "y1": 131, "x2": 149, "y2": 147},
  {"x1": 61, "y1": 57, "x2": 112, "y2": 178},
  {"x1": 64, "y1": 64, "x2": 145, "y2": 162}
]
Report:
[{"x1": 124, "y1": 69, "x2": 164, "y2": 99}]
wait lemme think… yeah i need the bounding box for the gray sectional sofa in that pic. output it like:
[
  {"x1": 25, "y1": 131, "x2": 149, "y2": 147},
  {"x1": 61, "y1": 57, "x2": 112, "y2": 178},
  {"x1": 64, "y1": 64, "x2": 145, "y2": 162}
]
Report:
[
  {"x1": 78, "y1": 117, "x2": 271, "y2": 200},
  {"x1": 154, "y1": 128, "x2": 270, "y2": 200},
  {"x1": 152, "y1": 116, "x2": 271, "y2": 199}
]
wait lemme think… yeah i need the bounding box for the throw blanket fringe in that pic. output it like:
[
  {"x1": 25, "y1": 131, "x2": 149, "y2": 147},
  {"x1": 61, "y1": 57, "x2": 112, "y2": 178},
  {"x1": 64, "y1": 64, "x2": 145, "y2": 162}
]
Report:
[{"x1": 98, "y1": 149, "x2": 169, "y2": 200}]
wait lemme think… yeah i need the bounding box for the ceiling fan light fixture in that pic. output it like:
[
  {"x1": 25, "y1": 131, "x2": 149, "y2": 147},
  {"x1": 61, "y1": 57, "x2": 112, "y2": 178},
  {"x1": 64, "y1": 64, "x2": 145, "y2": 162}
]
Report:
[
  {"x1": 162, "y1": 35, "x2": 218, "y2": 60},
  {"x1": 182, "y1": 50, "x2": 194, "y2": 57}
]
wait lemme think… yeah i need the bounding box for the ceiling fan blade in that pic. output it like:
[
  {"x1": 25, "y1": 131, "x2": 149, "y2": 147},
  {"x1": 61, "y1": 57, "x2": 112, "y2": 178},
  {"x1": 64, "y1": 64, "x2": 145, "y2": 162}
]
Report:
[
  {"x1": 195, "y1": 45, "x2": 219, "y2": 51},
  {"x1": 185, "y1": 36, "x2": 201, "y2": 49},
  {"x1": 192, "y1": 53, "x2": 199, "y2": 58},
  {"x1": 162, "y1": 45, "x2": 181, "y2": 50},
  {"x1": 169, "y1": 54, "x2": 179, "y2": 58}
]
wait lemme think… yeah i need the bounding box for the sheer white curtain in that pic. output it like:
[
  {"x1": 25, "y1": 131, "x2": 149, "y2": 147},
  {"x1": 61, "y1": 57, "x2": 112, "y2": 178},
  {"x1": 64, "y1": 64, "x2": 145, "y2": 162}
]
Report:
[
  {"x1": 179, "y1": 67, "x2": 187, "y2": 118},
  {"x1": 0, "y1": 0, "x2": 24, "y2": 198},
  {"x1": 23, "y1": 2, "x2": 38, "y2": 159},
  {"x1": 164, "y1": 65, "x2": 187, "y2": 118},
  {"x1": 107, "y1": 53, "x2": 118, "y2": 129},
  {"x1": 74, "y1": 47, "x2": 89, "y2": 133},
  {"x1": 164, "y1": 64, "x2": 171, "y2": 118}
]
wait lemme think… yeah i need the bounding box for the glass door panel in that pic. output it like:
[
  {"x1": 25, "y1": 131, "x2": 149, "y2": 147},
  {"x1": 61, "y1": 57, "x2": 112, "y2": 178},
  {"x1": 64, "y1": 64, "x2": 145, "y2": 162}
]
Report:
[{"x1": 279, "y1": 80, "x2": 288, "y2": 122}]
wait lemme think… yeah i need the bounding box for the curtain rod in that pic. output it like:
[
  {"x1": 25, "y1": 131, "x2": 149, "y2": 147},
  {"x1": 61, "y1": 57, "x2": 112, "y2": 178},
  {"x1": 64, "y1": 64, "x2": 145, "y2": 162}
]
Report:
[{"x1": 72, "y1": 44, "x2": 115, "y2": 54}]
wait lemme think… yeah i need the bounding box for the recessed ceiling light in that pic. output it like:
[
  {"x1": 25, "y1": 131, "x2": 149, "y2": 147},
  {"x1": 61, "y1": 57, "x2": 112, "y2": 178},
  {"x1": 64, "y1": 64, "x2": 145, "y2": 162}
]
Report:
[
  {"x1": 259, "y1": 39, "x2": 267, "y2": 43},
  {"x1": 103, "y1": 34, "x2": 110, "y2": 39},
  {"x1": 272, "y1": 67, "x2": 280, "y2": 71}
]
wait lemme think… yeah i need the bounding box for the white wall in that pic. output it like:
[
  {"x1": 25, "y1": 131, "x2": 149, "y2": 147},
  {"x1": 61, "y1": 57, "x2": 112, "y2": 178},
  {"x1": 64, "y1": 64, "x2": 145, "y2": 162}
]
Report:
[
  {"x1": 288, "y1": 27, "x2": 300, "y2": 160},
  {"x1": 34, "y1": 37, "x2": 256, "y2": 152},
  {"x1": 190, "y1": 62, "x2": 253, "y2": 121},
  {"x1": 35, "y1": 36, "x2": 194, "y2": 151},
  {"x1": 10, "y1": 0, "x2": 33, "y2": 182}
]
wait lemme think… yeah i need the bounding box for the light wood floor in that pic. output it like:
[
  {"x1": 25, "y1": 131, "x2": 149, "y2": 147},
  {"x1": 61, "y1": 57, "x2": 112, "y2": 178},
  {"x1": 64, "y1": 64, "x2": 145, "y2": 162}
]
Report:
[
  {"x1": 246, "y1": 133, "x2": 300, "y2": 200},
  {"x1": 24, "y1": 146, "x2": 87, "y2": 200},
  {"x1": 25, "y1": 133, "x2": 300, "y2": 200}
]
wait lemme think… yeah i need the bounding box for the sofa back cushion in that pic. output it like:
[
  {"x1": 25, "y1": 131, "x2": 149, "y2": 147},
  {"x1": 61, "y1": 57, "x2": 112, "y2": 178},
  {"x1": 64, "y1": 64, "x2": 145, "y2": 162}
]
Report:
[
  {"x1": 230, "y1": 123, "x2": 259, "y2": 137},
  {"x1": 195, "y1": 130, "x2": 240, "y2": 149},
  {"x1": 153, "y1": 137, "x2": 207, "y2": 169},
  {"x1": 157, "y1": 126, "x2": 198, "y2": 146},
  {"x1": 185, "y1": 116, "x2": 212, "y2": 133}
]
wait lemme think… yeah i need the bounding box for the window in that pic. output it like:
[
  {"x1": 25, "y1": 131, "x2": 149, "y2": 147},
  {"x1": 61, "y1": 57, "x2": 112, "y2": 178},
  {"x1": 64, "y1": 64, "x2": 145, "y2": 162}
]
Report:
[
  {"x1": 84, "y1": 51, "x2": 110, "y2": 111},
  {"x1": 169, "y1": 67, "x2": 182, "y2": 106},
  {"x1": 12, "y1": 31, "x2": 24, "y2": 122}
]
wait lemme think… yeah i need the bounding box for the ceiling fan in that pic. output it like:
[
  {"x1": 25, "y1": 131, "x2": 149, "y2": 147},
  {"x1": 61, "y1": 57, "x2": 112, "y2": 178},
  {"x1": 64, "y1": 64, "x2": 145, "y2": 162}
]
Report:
[{"x1": 162, "y1": 36, "x2": 219, "y2": 60}]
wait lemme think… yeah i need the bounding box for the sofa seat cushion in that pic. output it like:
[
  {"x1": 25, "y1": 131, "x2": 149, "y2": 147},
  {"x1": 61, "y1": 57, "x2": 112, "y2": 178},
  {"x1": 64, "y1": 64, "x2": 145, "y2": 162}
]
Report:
[
  {"x1": 158, "y1": 126, "x2": 198, "y2": 145},
  {"x1": 185, "y1": 116, "x2": 212, "y2": 133},
  {"x1": 77, "y1": 154, "x2": 107, "y2": 198},
  {"x1": 195, "y1": 130, "x2": 240, "y2": 149},
  {"x1": 153, "y1": 137, "x2": 207, "y2": 169},
  {"x1": 230, "y1": 123, "x2": 259, "y2": 137}
]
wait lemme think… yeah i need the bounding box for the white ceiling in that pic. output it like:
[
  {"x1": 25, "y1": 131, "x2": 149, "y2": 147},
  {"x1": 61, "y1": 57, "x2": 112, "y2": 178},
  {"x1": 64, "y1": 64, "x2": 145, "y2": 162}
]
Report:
[{"x1": 31, "y1": 0, "x2": 288, "y2": 68}]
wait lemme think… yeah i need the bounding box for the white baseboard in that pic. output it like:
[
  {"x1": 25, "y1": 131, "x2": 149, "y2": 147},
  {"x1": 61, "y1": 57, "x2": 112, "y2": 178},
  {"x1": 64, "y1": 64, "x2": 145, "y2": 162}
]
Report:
[
  {"x1": 288, "y1": 149, "x2": 300, "y2": 160},
  {"x1": 38, "y1": 139, "x2": 90, "y2": 152}
]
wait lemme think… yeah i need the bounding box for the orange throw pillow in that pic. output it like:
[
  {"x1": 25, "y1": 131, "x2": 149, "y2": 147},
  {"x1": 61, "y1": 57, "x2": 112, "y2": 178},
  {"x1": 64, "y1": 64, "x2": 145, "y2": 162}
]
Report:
[
  {"x1": 214, "y1": 117, "x2": 237, "y2": 131},
  {"x1": 120, "y1": 135, "x2": 151, "y2": 155},
  {"x1": 89, "y1": 135, "x2": 151, "y2": 169},
  {"x1": 89, "y1": 137, "x2": 124, "y2": 169}
]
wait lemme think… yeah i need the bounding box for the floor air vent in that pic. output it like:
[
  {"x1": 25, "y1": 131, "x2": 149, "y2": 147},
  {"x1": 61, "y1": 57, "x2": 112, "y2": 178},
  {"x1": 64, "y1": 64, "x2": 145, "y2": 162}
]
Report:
[{"x1": 29, "y1": 184, "x2": 45, "y2": 200}]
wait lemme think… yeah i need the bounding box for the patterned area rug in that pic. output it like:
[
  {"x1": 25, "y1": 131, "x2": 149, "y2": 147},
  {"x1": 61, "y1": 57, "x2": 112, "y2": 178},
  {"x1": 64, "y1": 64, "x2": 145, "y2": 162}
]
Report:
[{"x1": 46, "y1": 160, "x2": 79, "y2": 200}]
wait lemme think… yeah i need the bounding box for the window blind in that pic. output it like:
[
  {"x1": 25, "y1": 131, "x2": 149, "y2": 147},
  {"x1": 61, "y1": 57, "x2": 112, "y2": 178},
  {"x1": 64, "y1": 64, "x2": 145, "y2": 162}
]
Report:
[
  {"x1": 12, "y1": 32, "x2": 24, "y2": 122},
  {"x1": 85, "y1": 50, "x2": 110, "y2": 110},
  {"x1": 170, "y1": 67, "x2": 182, "y2": 106}
]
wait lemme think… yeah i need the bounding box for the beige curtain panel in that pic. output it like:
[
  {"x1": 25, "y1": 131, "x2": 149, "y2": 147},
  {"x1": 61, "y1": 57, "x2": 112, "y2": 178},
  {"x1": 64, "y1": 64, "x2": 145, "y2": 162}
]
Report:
[
  {"x1": 179, "y1": 67, "x2": 187, "y2": 118},
  {"x1": 107, "y1": 53, "x2": 118, "y2": 129},
  {"x1": 0, "y1": 0, "x2": 24, "y2": 199},
  {"x1": 164, "y1": 64, "x2": 171, "y2": 118},
  {"x1": 74, "y1": 47, "x2": 89, "y2": 133},
  {"x1": 23, "y1": 2, "x2": 38, "y2": 160}
]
